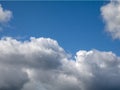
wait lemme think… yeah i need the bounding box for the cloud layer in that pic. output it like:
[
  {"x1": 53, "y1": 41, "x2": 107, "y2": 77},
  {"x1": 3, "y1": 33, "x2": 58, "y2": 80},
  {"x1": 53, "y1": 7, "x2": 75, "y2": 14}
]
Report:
[
  {"x1": 101, "y1": 1, "x2": 120, "y2": 39},
  {"x1": 0, "y1": 37, "x2": 120, "y2": 90},
  {"x1": 0, "y1": 4, "x2": 12, "y2": 24}
]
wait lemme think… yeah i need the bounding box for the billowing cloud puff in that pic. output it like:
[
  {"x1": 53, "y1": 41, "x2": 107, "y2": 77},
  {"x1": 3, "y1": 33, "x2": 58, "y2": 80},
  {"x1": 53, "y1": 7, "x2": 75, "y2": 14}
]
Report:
[
  {"x1": 101, "y1": 1, "x2": 120, "y2": 39},
  {"x1": 0, "y1": 37, "x2": 120, "y2": 90},
  {"x1": 0, "y1": 4, "x2": 12, "y2": 23},
  {"x1": 75, "y1": 50, "x2": 120, "y2": 90},
  {"x1": 0, "y1": 37, "x2": 68, "y2": 90}
]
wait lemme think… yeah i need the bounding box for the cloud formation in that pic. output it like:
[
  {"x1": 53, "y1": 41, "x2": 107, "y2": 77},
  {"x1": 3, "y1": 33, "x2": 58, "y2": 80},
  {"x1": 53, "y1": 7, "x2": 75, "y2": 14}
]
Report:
[
  {"x1": 0, "y1": 4, "x2": 12, "y2": 23},
  {"x1": 0, "y1": 37, "x2": 120, "y2": 90},
  {"x1": 101, "y1": 1, "x2": 120, "y2": 39}
]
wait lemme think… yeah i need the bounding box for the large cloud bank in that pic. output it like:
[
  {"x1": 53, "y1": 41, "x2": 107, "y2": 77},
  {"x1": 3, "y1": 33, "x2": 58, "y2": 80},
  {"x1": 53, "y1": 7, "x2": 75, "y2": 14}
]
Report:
[
  {"x1": 0, "y1": 37, "x2": 120, "y2": 90},
  {"x1": 101, "y1": 1, "x2": 120, "y2": 39}
]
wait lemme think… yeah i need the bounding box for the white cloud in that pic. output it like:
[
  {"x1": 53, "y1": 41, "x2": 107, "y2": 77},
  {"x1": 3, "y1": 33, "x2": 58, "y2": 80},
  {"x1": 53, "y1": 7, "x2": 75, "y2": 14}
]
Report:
[
  {"x1": 101, "y1": 1, "x2": 120, "y2": 39},
  {"x1": 75, "y1": 50, "x2": 120, "y2": 90},
  {"x1": 0, "y1": 37, "x2": 120, "y2": 90},
  {"x1": 0, "y1": 4, "x2": 12, "y2": 23}
]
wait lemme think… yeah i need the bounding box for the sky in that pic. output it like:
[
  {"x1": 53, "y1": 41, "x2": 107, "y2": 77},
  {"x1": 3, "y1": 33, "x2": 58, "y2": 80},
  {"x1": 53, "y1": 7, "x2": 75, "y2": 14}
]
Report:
[
  {"x1": 0, "y1": 1, "x2": 120, "y2": 55},
  {"x1": 0, "y1": 1, "x2": 120, "y2": 90}
]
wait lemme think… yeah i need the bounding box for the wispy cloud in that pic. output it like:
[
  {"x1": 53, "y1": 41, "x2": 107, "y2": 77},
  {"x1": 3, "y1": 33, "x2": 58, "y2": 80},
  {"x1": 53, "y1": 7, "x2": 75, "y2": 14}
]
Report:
[
  {"x1": 0, "y1": 4, "x2": 12, "y2": 31},
  {"x1": 101, "y1": 1, "x2": 120, "y2": 39},
  {"x1": 0, "y1": 4, "x2": 12, "y2": 23}
]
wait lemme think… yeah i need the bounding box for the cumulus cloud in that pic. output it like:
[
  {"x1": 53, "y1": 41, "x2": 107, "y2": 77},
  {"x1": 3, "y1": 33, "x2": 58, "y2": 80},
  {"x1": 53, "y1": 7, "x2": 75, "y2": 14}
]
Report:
[
  {"x1": 101, "y1": 1, "x2": 120, "y2": 39},
  {"x1": 0, "y1": 37, "x2": 68, "y2": 90},
  {"x1": 0, "y1": 37, "x2": 120, "y2": 90},
  {"x1": 75, "y1": 50, "x2": 120, "y2": 90},
  {"x1": 0, "y1": 4, "x2": 12, "y2": 23}
]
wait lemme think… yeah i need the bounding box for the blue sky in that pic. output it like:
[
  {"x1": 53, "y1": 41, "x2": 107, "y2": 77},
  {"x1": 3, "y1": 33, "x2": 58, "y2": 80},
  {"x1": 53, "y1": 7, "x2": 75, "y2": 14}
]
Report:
[{"x1": 0, "y1": 1, "x2": 120, "y2": 55}]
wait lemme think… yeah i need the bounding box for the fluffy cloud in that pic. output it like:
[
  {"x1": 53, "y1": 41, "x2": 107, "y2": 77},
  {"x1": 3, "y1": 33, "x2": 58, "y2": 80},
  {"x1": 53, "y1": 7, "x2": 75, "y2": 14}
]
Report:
[
  {"x1": 0, "y1": 37, "x2": 68, "y2": 90},
  {"x1": 0, "y1": 4, "x2": 12, "y2": 23},
  {"x1": 0, "y1": 37, "x2": 120, "y2": 90},
  {"x1": 75, "y1": 50, "x2": 120, "y2": 90},
  {"x1": 101, "y1": 1, "x2": 120, "y2": 39}
]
